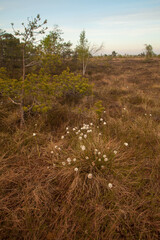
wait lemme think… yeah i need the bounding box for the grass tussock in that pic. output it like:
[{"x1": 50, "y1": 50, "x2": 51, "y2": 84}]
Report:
[{"x1": 0, "y1": 58, "x2": 160, "y2": 239}]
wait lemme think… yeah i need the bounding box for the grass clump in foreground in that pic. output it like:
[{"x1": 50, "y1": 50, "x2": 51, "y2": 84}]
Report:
[
  {"x1": 0, "y1": 58, "x2": 160, "y2": 239},
  {"x1": 0, "y1": 119, "x2": 159, "y2": 240}
]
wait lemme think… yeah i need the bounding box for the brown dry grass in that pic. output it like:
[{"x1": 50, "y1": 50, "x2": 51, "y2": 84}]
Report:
[{"x1": 0, "y1": 58, "x2": 160, "y2": 239}]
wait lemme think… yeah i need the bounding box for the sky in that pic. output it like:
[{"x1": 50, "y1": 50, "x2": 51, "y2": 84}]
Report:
[{"x1": 0, "y1": 0, "x2": 160, "y2": 55}]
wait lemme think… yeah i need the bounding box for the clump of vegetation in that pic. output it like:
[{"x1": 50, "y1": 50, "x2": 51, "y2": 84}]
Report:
[
  {"x1": 145, "y1": 44, "x2": 154, "y2": 59},
  {"x1": 53, "y1": 68, "x2": 92, "y2": 103},
  {"x1": 128, "y1": 95, "x2": 144, "y2": 105},
  {"x1": 93, "y1": 100, "x2": 105, "y2": 117}
]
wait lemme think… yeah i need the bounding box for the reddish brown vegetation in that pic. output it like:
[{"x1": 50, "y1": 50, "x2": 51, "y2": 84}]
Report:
[{"x1": 0, "y1": 58, "x2": 160, "y2": 239}]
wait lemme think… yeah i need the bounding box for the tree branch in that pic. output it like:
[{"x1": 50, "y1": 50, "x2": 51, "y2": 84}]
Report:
[
  {"x1": 25, "y1": 61, "x2": 39, "y2": 67},
  {"x1": 8, "y1": 97, "x2": 21, "y2": 105}
]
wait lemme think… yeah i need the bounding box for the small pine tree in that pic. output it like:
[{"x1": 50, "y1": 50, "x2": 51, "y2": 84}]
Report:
[
  {"x1": 76, "y1": 30, "x2": 90, "y2": 76},
  {"x1": 145, "y1": 44, "x2": 154, "y2": 59},
  {"x1": 10, "y1": 14, "x2": 47, "y2": 127}
]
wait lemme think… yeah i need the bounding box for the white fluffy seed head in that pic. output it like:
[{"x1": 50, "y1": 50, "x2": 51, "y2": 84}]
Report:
[
  {"x1": 108, "y1": 183, "x2": 113, "y2": 189},
  {"x1": 88, "y1": 173, "x2": 93, "y2": 179},
  {"x1": 124, "y1": 142, "x2": 128, "y2": 146},
  {"x1": 67, "y1": 158, "x2": 71, "y2": 163},
  {"x1": 74, "y1": 167, "x2": 78, "y2": 172},
  {"x1": 80, "y1": 145, "x2": 86, "y2": 151}
]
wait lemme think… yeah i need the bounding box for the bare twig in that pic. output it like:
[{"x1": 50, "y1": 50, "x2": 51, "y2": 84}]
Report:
[{"x1": 8, "y1": 97, "x2": 21, "y2": 105}]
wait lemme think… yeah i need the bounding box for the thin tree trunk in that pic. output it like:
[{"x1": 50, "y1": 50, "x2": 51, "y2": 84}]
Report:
[
  {"x1": 20, "y1": 47, "x2": 25, "y2": 128},
  {"x1": 82, "y1": 54, "x2": 89, "y2": 76},
  {"x1": 82, "y1": 55, "x2": 85, "y2": 76},
  {"x1": 20, "y1": 102, "x2": 25, "y2": 128},
  {"x1": 84, "y1": 55, "x2": 89, "y2": 76}
]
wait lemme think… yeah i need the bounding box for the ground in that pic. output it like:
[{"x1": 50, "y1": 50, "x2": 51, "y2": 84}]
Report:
[{"x1": 0, "y1": 57, "x2": 160, "y2": 240}]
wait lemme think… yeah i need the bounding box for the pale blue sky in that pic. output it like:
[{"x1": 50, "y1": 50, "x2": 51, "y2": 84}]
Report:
[{"x1": 0, "y1": 0, "x2": 160, "y2": 54}]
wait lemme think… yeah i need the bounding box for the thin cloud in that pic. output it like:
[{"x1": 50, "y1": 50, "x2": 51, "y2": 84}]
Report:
[{"x1": 97, "y1": 8, "x2": 160, "y2": 26}]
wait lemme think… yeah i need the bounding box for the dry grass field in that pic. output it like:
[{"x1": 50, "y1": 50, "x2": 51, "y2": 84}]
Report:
[{"x1": 0, "y1": 57, "x2": 160, "y2": 239}]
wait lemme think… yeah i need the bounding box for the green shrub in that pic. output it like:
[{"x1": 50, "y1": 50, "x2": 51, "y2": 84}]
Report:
[
  {"x1": 93, "y1": 100, "x2": 105, "y2": 117},
  {"x1": 0, "y1": 67, "x2": 92, "y2": 116},
  {"x1": 54, "y1": 68, "x2": 92, "y2": 104}
]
